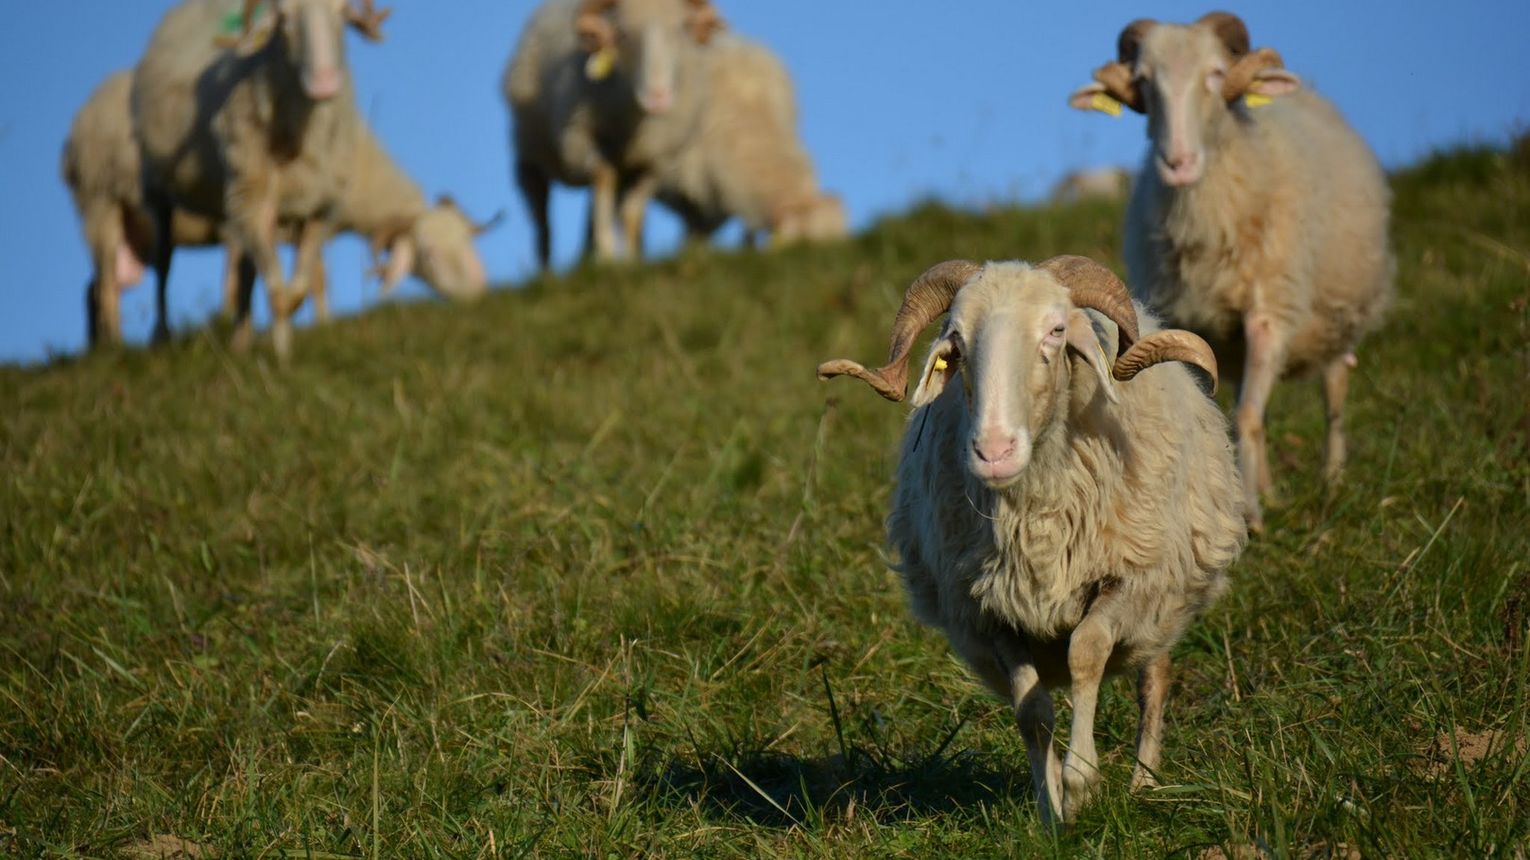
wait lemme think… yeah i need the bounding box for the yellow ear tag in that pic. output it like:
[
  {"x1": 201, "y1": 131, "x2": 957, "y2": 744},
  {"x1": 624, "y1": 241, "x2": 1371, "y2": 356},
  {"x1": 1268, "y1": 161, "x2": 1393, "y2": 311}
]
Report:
[
  {"x1": 585, "y1": 48, "x2": 616, "y2": 81},
  {"x1": 933, "y1": 357, "x2": 949, "y2": 372},
  {"x1": 1090, "y1": 92, "x2": 1123, "y2": 117},
  {"x1": 1244, "y1": 93, "x2": 1273, "y2": 108}
]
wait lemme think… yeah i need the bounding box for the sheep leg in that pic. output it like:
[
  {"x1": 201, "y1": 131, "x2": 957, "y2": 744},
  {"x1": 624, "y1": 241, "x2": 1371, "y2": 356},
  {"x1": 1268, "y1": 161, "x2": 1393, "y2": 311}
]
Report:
[
  {"x1": 1061, "y1": 600, "x2": 1123, "y2": 821},
  {"x1": 1320, "y1": 356, "x2": 1351, "y2": 484},
  {"x1": 992, "y1": 638, "x2": 1064, "y2": 828},
  {"x1": 1130, "y1": 652, "x2": 1171, "y2": 790},
  {"x1": 149, "y1": 200, "x2": 175, "y2": 345},
  {"x1": 305, "y1": 238, "x2": 331, "y2": 324},
  {"x1": 88, "y1": 204, "x2": 124, "y2": 347},
  {"x1": 515, "y1": 160, "x2": 551, "y2": 271},
  {"x1": 1235, "y1": 312, "x2": 1285, "y2": 532},
  {"x1": 229, "y1": 246, "x2": 258, "y2": 355},
  {"x1": 590, "y1": 163, "x2": 619, "y2": 262},
  {"x1": 617, "y1": 172, "x2": 658, "y2": 260},
  {"x1": 219, "y1": 234, "x2": 242, "y2": 322}
]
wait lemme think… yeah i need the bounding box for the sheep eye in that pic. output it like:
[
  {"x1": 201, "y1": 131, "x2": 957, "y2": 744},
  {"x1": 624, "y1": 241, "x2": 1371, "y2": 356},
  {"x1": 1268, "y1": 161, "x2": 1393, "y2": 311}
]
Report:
[{"x1": 1051, "y1": 324, "x2": 1066, "y2": 337}]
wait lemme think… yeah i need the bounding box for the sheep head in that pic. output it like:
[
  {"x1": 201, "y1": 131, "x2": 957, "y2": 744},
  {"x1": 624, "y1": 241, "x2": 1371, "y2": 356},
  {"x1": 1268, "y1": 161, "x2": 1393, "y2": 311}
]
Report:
[
  {"x1": 374, "y1": 195, "x2": 498, "y2": 302},
  {"x1": 1068, "y1": 11, "x2": 1301, "y2": 186},
  {"x1": 769, "y1": 193, "x2": 848, "y2": 246},
  {"x1": 574, "y1": 0, "x2": 724, "y2": 115},
  {"x1": 229, "y1": 0, "x2": 389, "y2": 100},
  {"x1": 818, "y1": 256, "x2": 1217, "y2": 489}
]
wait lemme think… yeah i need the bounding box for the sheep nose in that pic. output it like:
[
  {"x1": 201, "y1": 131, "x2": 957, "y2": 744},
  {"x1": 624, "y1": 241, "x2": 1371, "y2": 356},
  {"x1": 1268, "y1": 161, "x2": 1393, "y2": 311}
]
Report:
[
  {"x1": 304, "y1": 66, "x2": 343, "y2": 100},
  {"x1": 641, "y1": 86, "x2": 673, "y2": 114},
  {"x1": 973, "y1": 434, "x2": 1017, "y2": 465}
]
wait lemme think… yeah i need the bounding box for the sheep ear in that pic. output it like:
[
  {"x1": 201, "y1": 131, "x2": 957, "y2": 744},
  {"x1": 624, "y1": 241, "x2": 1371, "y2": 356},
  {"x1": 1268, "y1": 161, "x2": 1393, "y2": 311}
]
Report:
[
  {"x1": 380, "y1": 235, "x2": 415, "y2": 295},
  {"x1": 910, "y1": 336, "x2": 959, "y2": 408},
  {"x1": 1248, "y1": 67, "x2": 1300, "y2": 98},
  {"x1": 1068, "y1": 81, "x2": 1123, "y2": 116},
  {"x1": 1065, "y1": 310, "x2": 1119, "y2": 404}
]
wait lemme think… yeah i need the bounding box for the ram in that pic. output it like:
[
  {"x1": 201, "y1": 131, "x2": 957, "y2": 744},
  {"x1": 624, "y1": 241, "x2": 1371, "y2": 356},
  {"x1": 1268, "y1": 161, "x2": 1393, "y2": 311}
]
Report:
[
  {"x1": 134, "y1": 0, "x2": 389, "y2": 360},
  {"x1": 1070, "y1": 11, "x2": 1394, "y2": 531},
  {"x1": 654, "y1": 34, "x2": 846, "y2": 246},
  {"x1": 503, "y1": 0, "x2": 722, "y2": 268},
  {"x1": 819, "y1": 256, "x2": 1245, "y2": 826}
]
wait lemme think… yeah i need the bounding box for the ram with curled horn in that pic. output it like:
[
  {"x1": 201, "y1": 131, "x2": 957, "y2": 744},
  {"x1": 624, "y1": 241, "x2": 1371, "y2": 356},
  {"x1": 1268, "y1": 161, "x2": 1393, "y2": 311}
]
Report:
[{"x1": 817, "y1": 255, "x2": 1244, "y2": 827}]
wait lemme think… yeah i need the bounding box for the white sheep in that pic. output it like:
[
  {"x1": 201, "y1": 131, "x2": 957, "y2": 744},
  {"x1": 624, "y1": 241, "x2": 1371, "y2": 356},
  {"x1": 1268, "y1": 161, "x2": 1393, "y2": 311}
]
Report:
[
  {"x1": 66, "y1": 70, "x2": 488, "y2": 349},
  {"x1": 133, "y1": 0, "x2": 390, "y2": 360},
  {"x1": 503, "y1": 0, "x2": 723, "y2": 269},
  {"x1": 62, "y1": 71, "x2": 221, "y2": 346},
  {"x1": 1069, "y1": 11, "x2": 1394, "y2": 531},
  {"x1": 819, "y1": 256, "x2": 1246, "y2": 826},
  {"x1": 653, "y1": 34, "x2": 846, "y2": 247}
]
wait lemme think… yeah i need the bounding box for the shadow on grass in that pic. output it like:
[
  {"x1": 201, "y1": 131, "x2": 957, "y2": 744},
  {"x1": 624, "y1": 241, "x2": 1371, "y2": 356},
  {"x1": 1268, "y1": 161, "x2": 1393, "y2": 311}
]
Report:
[{"x1": 639, "y1": 744, "x2": 1026, "y2": 828}]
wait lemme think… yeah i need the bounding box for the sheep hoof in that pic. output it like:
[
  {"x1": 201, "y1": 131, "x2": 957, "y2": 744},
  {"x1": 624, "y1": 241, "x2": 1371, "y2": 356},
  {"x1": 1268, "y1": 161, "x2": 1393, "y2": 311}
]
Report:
[
  {"x1": 1130, "y1": 768, "x2": 1159, "y2": 791},
  {"x1": 151, "y1": 323, "x2": 171, "y2": 346}
]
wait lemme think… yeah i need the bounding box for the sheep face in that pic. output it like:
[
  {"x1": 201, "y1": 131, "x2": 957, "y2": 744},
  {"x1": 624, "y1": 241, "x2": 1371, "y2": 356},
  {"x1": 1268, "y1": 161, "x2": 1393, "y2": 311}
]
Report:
[
  {"x1": 772, "y1": 194, "x2": 848, "y2": 245},
  {"x1": 1069, "y1": 14, "x2": 1301, "y2": 187},
  {"x1": 576, "y1": 0, "x2": 723, "y2": 116},
  {"x1": 910, "y1": 264, "x2": 1116, "y2": 489},
  {"x1": 409, "y1": 198, "x2": 490, "y2": 302},
  {"x1": 236, "y1": 0, "x2": 389, "y2": 101}
]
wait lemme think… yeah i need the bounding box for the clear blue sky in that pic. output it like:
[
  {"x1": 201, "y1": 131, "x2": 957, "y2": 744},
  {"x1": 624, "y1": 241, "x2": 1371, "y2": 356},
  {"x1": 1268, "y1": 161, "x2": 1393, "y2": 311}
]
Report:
[{"x1": 1, "y1": 2, "x2": 1524, "y2": 364}]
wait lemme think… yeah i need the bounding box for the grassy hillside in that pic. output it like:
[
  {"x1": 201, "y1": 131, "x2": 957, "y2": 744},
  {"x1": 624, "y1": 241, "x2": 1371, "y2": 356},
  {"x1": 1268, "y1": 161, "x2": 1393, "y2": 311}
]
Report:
[{"x1": 3, "y1": 141, "x2": 1527, "y2": 858}]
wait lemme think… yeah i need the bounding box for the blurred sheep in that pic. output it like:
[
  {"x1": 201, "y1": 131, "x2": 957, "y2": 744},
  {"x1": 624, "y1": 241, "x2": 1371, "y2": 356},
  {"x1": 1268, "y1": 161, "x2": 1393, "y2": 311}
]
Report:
[
  {"x1": 654, "y1": 34, "x2": 846, "y2": 247},
  {"x1": 133, "y1": 0, "x2": 390, "y2": 360},
  {"x1": 503, "y1": 0, "x2": 723, "y2": 269},
  {"x1": 1048, "y1": 166, "x2": 1132, "y2": 205}
]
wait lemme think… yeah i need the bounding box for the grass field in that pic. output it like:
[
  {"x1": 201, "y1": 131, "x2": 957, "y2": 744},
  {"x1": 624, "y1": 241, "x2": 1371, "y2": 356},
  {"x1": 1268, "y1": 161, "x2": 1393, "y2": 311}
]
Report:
[{"x1": 3, "y1": 140, "x2": 1527, "y2": 858}]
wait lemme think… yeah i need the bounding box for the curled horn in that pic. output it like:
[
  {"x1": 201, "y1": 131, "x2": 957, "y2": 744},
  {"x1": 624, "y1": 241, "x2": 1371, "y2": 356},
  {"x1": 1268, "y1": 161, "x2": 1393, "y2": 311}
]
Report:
[
  {"x1": 684, "y1": 0, "x2": 725, "y2": 43},
  {"x1": 576, "y1": 0, "x2": 619, "y2": 53},
  {"x1": 1086, "y1": 19, "x2": 1156, "y2": 113},
  {"x1": 1035, "y1": 255, "x2": 1139, "y2": 355},
  {"x1": 345, "y1": 0, "x2": 392, "y2": 42},
  {"x1": 1112, "y1": 330, "x2": 1219, "y2": 394},
  {"x1": 817, "y1": 260, "x2": 982, "y2": 402},
  {"x1": 1222, "y1": 46, "x2": 1292, "y2": 100},
  {"x1": 1197, "y1": 11, "x2": 1250, "y2": 56}
]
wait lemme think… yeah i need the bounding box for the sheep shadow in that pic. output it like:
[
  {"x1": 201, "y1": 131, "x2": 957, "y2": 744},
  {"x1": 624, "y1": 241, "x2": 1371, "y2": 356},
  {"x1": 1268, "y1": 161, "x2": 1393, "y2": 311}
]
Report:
[{"x1": 638, "y1": 742, "x2": 1028, "y2": 828}]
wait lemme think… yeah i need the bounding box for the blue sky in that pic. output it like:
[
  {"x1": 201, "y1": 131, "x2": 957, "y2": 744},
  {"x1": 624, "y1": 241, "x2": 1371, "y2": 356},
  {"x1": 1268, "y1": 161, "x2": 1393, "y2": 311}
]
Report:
[{"x1": 0, "y1": 2, "x2": 1524, "y2": 364}]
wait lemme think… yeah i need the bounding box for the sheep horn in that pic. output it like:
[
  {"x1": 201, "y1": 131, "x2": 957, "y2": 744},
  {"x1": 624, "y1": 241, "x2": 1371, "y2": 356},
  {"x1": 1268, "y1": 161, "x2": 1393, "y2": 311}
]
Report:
[
  {"x1": 1090, "y1": 62, "x2": 1144, "y2": 113},
  {"x1": 817, "y1": 260, "x2": 982, "y2": 402},
  {"x1": 1035, "y1": 255, "x2": 1139, "y2": 355},
  {"x1": 1197, "y1": 11, "x2": 1250, "y2": 57},
  {"x1": 1112, "y1": 330, "x2": 1219, "y2": 394},
  {"x1": 1116, "y1": 18, "x2": 1158, "y2": 64},
  {"x1": 1222, "y1": 46, "x2": 1289, "y2": 100},
  {"x1": 345, "y1": 0, "x2": 391, "y2": 42},
  {"x1": 576, "y1": 0, "x2": 619, "y2": 52}
]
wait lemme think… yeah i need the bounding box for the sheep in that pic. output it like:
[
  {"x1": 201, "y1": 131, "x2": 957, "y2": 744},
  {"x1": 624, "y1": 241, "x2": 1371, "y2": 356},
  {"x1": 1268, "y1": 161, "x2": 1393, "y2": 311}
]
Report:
[
  {"x1": 61, "y1": 71, "x2": 222, "y2": 347},
  {"x1": 818, "y1": 256, "x2": 1246, "y2": 826},
  {"x1": 652, "y1": 34, "x2": 847, "y2": 247},
  {"x1": 1068, "y1": 11, "x2": 1394, "y2": 531},
  {"x1": 221, "y1": 124, "x2": 499, "y2": 347},
  {"x1": 503, "y1": 0, "x2": 724, "y2": 269},
  {"x1": 1048, "y1": 166, "x2": 1132, "y2": 205},
  {"x1": 133, "y1": 0, "x2": 390, "y2": 360},
  {"x1": 66, "y1": 70, "x2": 488, "y2": 349}
]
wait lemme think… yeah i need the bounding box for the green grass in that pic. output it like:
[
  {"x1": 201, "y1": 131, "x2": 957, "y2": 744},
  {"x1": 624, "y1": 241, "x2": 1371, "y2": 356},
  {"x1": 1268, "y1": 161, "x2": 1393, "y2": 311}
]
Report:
[{"x1": 3, "y1": 140, "x2": 1527, "y2": 858}]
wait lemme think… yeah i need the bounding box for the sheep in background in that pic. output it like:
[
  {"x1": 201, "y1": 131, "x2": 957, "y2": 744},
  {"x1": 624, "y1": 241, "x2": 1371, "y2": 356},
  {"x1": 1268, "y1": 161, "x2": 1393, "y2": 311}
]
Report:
[
  {"x1": 819, "y1": 256, "x2": 1245, "y2": 826},
  {"x1": 1048, "y1": 166, "x2": 1132, "y2": 205},
  {"x1": 503, "y1": 0, "x2": 724, "y2": 269},
  {"x1": 1069, "y1": 11, "x2": 1394, "y2": 531},
  {"x1": 62, "y1": 71, "x2": 224, "y2": 346},
  {"x1": 133, "y1": 0, "x2": 390, "y2": 360},
  {"x1": 654, "y1": 34, "x2": 846, "y2": 247},
  {"x1": 223, "y1": 123, "x2": 499, "y2": 344}
]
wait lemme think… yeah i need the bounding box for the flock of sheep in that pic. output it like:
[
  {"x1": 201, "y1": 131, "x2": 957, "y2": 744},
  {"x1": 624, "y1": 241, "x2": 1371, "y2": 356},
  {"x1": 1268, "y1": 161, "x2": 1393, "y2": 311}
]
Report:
[
  {"x1": 62, "y1": 0, "x2": 1395, "y2": 831},
  {"x1": 63, "y1": 0, "x2": 845, "y2": 360}
]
